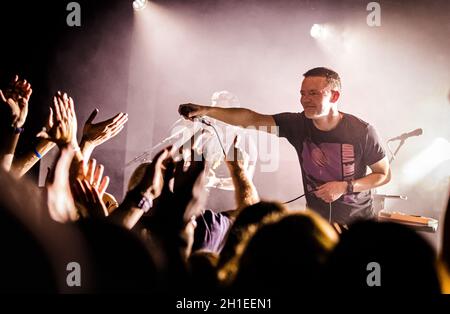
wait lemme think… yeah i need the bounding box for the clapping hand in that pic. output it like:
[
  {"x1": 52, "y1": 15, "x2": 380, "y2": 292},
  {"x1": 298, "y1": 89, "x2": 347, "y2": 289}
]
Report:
[
  {"x1": 0, "y1": 75, "x2": 32, "y2": 129},
  {"x1": 82, "y1": 109, "x2": 128, "y2": 147},
  {"x1": 73, "y1": 159, "x2": 110, "y2": 219},
  {"x1": 37, "y1": 92, "x2": 78, "y2": 147}
]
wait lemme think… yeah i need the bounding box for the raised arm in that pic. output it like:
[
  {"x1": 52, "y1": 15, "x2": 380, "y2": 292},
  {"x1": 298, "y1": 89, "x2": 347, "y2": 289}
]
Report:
[
  {"x1": 179, "y1": 103, "x2": 275, "y2": 131},
  {"x1": 110, "y1": 147, "x2": 171, "y2": 229},
  {"x1": 225, "y1": 136, "x2": 259, "y2": 213},
  {"x1": 40, "y1": 93, "x2": 81, "y2": 223},
  {"x1": 0, "y1": 75, "x2": 32, "y2": 171},
  {"x1": 37, "y1": 92, "x2": 82, "y2": 157},
  {"x1": 79, "y1": 109, "x2": 128, "y2": 161},
  {"x1": 11, "y1": 107, "x2": 56, "y2": 177}
]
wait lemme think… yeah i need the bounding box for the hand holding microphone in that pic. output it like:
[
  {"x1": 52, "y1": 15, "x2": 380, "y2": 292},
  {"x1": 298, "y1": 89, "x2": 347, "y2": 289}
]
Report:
[
  {"x1": 179, "y1": 103, "x2": 228, "y2": 157},
  {"x1": 179, "y1": 103, "x2": 209, "y2": 120}
]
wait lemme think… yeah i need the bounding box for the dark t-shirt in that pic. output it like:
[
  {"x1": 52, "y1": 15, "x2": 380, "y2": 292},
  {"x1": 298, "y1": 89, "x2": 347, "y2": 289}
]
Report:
[
  {"x1": 273, "y1": 112, "x2": 386, "y2": 224},
  {"x1": 193, "y1": 209, "x2": 232, "y2": 253}
]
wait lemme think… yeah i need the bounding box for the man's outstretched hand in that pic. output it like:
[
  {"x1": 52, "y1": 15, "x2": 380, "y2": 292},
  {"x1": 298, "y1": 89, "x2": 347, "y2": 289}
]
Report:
[{"x1": 178, "y1": 103, "x2": 209, "y2": 120}]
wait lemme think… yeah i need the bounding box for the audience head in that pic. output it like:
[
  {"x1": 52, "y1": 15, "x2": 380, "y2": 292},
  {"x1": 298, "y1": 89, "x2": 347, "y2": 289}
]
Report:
[
  {"x1": 230, "y1": 209, "x2": 338, "y2": 292},
  {"x1": 218, "y1": 201, "x2": 288, "y2": 270},
  {"x1": 326, "y1": 220, "x2": 440, "y2": 293}
]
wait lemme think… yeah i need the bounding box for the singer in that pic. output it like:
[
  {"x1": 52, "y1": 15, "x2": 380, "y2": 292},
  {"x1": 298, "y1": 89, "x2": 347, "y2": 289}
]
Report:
[{"x1": 179, "y1": 67, "x2": 391, "y2": 225}]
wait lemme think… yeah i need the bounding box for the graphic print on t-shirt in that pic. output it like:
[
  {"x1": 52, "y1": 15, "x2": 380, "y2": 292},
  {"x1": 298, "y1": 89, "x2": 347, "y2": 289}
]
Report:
[{"x1": 301, "y1": 141, "x2": 355, "y2": 193}]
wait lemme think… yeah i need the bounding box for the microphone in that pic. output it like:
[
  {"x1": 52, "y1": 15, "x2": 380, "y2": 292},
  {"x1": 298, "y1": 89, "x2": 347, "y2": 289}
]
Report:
[
  {"x1": 196, "y1": 117, "x2": 213, "y2": 126},
  {"x1": 388, "y1": 128, "x2": 423, "y2": 141},
  {"x1": 374, "y1": 194, "x2": 408, "y2": 200}
]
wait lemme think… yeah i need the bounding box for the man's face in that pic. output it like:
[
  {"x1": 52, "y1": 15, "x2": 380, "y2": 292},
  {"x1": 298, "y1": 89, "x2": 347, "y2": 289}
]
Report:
[{"x1": 300, "y1": 76, "x2": 337, "y2": 119}]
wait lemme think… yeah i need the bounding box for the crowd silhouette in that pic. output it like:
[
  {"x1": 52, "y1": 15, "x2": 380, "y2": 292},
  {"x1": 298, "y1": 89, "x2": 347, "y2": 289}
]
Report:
[{"x1": 0, "y1": 75, "x2": 449, "y2": 295}]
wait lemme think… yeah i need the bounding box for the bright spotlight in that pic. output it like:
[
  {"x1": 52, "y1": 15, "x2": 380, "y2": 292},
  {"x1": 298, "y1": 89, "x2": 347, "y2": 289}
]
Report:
[
  {"x1": 310, "y1": 24, "x2": 328, "y2": 39},
  {"x1": 133, "y1": 0, "x2": 148, "y2": 11},
  {"x1": 402, "y1": 137, "x2": 450, "y2": 183}
]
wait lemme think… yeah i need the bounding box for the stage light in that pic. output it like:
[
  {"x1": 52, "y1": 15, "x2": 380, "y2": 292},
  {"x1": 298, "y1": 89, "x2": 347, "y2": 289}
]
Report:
[
  {"x1": 310, "y1": 24, "x2": 328, "y2": 39},
  {"x1": 133, "y1": 0, "x2": 148, "y2": 11},
  {"x1": 401, "y1": 137, "x2": 450, "y2": 183}
]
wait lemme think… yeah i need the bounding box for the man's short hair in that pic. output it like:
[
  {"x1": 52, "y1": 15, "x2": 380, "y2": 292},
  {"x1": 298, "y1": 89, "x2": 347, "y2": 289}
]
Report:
[{"x1": 303, "y1": 67, "x2": 341, "y2": 91}]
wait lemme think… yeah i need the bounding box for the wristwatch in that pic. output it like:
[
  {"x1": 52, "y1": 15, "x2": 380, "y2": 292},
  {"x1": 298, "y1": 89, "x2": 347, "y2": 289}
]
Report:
[{"x1": 346, "y1": 180, "x2": 354, "y2": 194}]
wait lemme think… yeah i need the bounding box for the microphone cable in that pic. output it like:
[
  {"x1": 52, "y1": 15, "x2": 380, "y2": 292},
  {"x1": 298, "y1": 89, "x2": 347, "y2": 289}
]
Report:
[
  {"x1": 283, "y1": 190, "x2": 333, "y2": 224},
  {"x1": 282, "y1": 193, "x2": 308, "y2": 204},
  {"x1": 282, "y1": 189, "x2": 318, "y2": 204},
  {"x1": 197, "y1": 117, "x2": 318, "y2": 207},
  {"x1": 197, "y1": 118, "x2": 227, "y2": 157}
]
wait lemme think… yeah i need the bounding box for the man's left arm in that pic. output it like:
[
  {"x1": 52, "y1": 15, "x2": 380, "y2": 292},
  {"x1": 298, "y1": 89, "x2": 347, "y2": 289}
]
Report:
[
  {"x1": 352, "y1": 156, "x2": 391, "y2": 192},
  {"x1": 315, "y1": 157, "x2": 391, "y2": 203}
]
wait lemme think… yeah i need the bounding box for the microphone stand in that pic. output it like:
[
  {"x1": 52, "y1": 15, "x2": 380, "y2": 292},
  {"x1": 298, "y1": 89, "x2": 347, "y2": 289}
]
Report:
[
  {"x1": 125, "y1": 121, "x2": 204, "y2": 167},
  {"x1": 125, "y1": 123, "x2": 192, "y2": 166},
  {"x1": 374, "y1": 136, "x2": 409, "y2": 214},
  {"x1": 388, "y1": 138, "x2": 406, "y2": 164},
  {"x1": 125, "y1": 141, "x2": 164, "y2": 166}
]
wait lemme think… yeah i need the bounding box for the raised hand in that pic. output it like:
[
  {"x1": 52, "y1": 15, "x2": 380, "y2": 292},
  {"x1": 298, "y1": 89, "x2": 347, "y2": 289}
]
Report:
[
  {"x1": 154, "y1": 149, "x2": 206, "y2": 226},
  {"x1": 36, "y1": 92, "x2": 78, "y2": 147},
  {"x1": 131, "y1": 147, "x2": 172, "y2": 200},
  {"x1": 0, "y1": 75, "x2": 32, "y2": 128},
  {"x1": 9, "y1": 107, "x2": 56, "y2": 177},
  {"x1": 82, "y1": 109, "x2": 128, "y2": 147},
  {"x1": 225, "y1": 136, "x2": 248, "y2": 170},
  {"x1": 172, "y1": 150, "x2": 207, "y2": 223},
  {"x1": 110, "y1": 147, "x2": 173, "y2": 229},
  {"x1": 44, "y1": 106, "x2": 54, "y2": 134},
  {"x1": 76, "y1": 158, "x2": 110, "y2": 198},
  {"x1": 225, "y1": 136, "x2": 259, "y2": 211},
  {"x1": 73, "y1": 159, "x2": 110, "y2": 220}
]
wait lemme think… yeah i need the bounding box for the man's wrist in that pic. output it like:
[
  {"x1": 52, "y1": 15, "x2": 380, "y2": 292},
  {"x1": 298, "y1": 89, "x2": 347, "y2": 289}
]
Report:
[
  {"x1": 126, "y1": 189, "x2": 154, "y2": 213},
  {"x1": 135, "y1": 180, "x2": 159, "y2": 200},
  {"x1": 344, "y1": 179, "x2": 354, "y2": 194},
  {"x1": 79, "y1": 139, "x2": 95, "y2": 155},
  {"x1": 61, "y1": 141, "x2": 80, "y2": 151},
  {"x1": 80, "y1": 138, "x2": 95, "y2": 149}
]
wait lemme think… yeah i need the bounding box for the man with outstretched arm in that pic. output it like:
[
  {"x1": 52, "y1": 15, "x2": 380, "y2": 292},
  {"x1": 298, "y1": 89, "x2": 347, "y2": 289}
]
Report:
[{"x1": 179, "y1": 67, "x2": 390, "y2": 225}]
